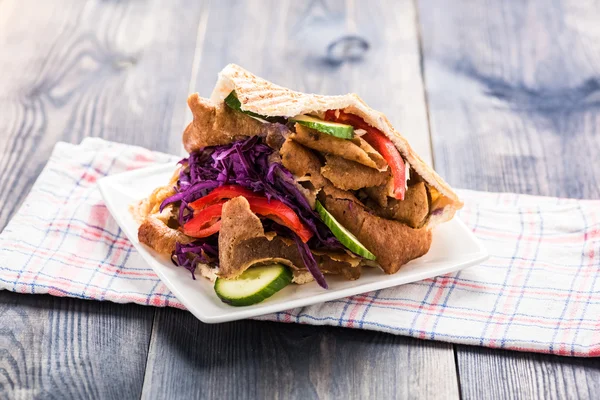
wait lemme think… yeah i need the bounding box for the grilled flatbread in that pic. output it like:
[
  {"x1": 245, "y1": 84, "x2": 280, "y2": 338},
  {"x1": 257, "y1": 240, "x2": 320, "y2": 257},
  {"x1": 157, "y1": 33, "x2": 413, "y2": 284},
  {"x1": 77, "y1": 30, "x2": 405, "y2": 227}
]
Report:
[
  {"x1": 133, "y1": 64, "x2": 462, "y2": 285},
  {"x1": 208, "y1": 64, "x2": 462, "y2": 225}
]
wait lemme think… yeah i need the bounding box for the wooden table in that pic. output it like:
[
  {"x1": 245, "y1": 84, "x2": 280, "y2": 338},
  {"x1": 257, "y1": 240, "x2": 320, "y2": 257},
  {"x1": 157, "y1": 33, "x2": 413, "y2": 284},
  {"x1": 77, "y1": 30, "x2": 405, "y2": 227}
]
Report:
[{"x1": 2, "y1": 0, "x2": 600, "y2": 398}]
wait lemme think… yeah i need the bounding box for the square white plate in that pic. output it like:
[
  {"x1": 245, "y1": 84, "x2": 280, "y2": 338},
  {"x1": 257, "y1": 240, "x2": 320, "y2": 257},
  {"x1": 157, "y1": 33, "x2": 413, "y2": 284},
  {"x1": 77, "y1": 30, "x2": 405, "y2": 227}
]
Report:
[{"x1": 98, "y1": 163, "x2": 488, "y2": 323}]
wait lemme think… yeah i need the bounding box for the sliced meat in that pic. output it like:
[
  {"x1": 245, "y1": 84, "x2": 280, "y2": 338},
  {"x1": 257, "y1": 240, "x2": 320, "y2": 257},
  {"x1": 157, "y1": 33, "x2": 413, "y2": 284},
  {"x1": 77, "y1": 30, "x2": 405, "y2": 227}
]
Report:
[
  {"x1": 318, "y1": 260, "x2": 361, "y2": 280},
  {"x1": 265, "y1": 123, "x2": 291, "y2": 150},
  {"x1": 218, "y1": 197, "x2": 267, "y2": 279},
  {"x1": 313, "y1": 249, "x2": 361, "y2": 268},
  {"x1": 369, "y1": 182, "x2": 430, "y2": 228},
  {"x1": 279, "y1": 138, "x2": 325, "y2": 208},
  {"x1": 134, "y1": 168, "x2": 194, "y2": 255},
  {"x1": 291, "y1": 124, "x2": 387, "y2": 171},
  {"x1": 270, "y1": 144, "x2": 319, "y2": 208},
  {"x1": 280, "y1": 138, "x2": 325, "y2": 188},
  {"x1": 321, "y1": 154, "x2": 390, "y2": 190},
  {"x1": 321, "y1": 185, "x2": 432, "y2": 274},
  {"x1": 363, "y1": 182, "x2": 391, "y2": 208},
  {"x1": 217, "y1": 196, "x2": 361, "y2": 280},
  {"x1": 280, "y1": 167, "x2": 318, "y2": 209},
  {"x1": 312, "y1": 250, "x2": 361, "y2": 280},
  {"x1": 138, "y1": 214, "x2": 193, "y2": 254},
  {"x1": 183, "y1": 94, "x2": 265, "y2": 153},
  {"x1": 222, "y1": 236, "x2": 362, "y2": 281},
  {"x1": 355, "y1": 137, "x2": 388, "y2": 171}
]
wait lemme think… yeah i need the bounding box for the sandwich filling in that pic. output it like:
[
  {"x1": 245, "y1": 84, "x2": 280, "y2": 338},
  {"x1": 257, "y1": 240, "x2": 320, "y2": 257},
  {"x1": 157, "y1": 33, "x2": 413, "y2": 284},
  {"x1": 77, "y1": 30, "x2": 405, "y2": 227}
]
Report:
[{"x1": 137, "y1": 92, "x2": 441, "y2": 289}]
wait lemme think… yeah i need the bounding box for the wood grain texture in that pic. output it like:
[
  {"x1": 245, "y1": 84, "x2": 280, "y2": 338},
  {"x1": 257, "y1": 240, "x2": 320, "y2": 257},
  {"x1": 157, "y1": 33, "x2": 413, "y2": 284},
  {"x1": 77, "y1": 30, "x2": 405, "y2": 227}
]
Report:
[
  {"x1": 0, "y1": 0, "x2": 205, "y2": 225},
  {"x1": 191, "y1": 0, "x2": 433, "y2": 164},
  {"x1": 418, "y1": 0, "x2": 600, "y2": 198},
  {"x1": 142, "y1": 0, "x2": 458, "y2": 399},
  {"x1": 142, "y1": 310, "x2": 458, "y2": 400},
  {"x1": 0, "y1": 0, "x2": 206, "y2": 398},
  {"x1": 418, "y1": 0, "x2": 600, "y2": 398},
  {"x1": 453, "y1": 346, "x2": 600, "y2": 400},
  {"x1": 0, "y1": 292, "x2": 152, "y2": 400}
]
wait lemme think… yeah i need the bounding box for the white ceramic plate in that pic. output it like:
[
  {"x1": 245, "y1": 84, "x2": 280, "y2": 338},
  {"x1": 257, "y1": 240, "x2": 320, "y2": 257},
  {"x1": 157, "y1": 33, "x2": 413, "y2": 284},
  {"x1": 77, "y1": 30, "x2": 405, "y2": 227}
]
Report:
[{"x1": 98, "y1": 163, "x2": 488, "y2": 323}]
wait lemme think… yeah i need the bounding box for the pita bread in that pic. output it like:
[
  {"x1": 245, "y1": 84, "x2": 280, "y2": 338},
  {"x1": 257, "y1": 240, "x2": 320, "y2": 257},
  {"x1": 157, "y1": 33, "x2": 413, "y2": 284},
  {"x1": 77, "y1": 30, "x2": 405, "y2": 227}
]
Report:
[
  {"x1": 209, "y1": 64, "x2": 462, "y2": 226},
  {"x1": 133, "y1": 64, "x2": 463, "y2": 283}
]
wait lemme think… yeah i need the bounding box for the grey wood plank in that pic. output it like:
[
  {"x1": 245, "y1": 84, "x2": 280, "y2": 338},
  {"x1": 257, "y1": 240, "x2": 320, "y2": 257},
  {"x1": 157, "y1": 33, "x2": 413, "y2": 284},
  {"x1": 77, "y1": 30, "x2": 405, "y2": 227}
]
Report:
[
  {"x1": 142, "y1": 1, "x2": 458, "y2": 399},
  {"x1": 143, "y1": 310, "x2": 458, "y2": 400},
  {"x1": 418, "y1": 0, "x2": 600, "y2": 198},
  {"x1": 192, "y1": 0, "x2": 433, "y2": 164},
  {"x1": 453, "y1": 346, "x2": 600, "y2": 400},
  {"x1": 0, "y1": 0, "x2": 206, "y2": 398},
  {"x1": 0, "y1": 292, "x2": 152, "y2": 400},
  {"x1": 417, "y1": 0, "x2": 600, "y2": 398}
]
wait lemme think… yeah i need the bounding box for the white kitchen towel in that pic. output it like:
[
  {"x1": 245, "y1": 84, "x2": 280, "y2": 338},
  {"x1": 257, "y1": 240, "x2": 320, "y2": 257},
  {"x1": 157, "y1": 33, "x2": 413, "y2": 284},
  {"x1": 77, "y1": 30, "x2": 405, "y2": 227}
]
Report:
[{"x1": 0, "y1": 138, "x2": 598, "y2": 356}]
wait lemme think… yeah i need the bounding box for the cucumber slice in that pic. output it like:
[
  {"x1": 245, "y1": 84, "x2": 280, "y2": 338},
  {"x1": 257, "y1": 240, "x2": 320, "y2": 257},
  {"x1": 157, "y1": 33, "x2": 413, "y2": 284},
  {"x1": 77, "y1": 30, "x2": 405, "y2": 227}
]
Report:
[
  {"x1": 315, "y1": 200, "x2": 376, "y2": 260},
  {"x1": 224, "y1": 91, "x2": 285, "y2": 123},
  {"x1": 214, "y1": 264, "x2": 293, "y2": 306},
  {"x1": 290, "y1": 115, "x2": 354, "y2": 139}
]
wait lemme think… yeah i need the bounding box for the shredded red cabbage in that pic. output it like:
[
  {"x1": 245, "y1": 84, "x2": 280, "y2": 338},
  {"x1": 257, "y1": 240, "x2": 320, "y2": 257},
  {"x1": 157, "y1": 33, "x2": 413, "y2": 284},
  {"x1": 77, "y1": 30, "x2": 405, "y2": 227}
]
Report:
[
  {"x1": 263, "y1": 220, "x2": 328, "y2": 289},
  {"x1": 292, "y1": 235, "x2": 328, "y2": 289},
  {"x1": 171, "y1": 239, "x2": 219, "y2": 280},
  {"x1": 165, "y1": 136, "x2": 339, "y2": 288}
]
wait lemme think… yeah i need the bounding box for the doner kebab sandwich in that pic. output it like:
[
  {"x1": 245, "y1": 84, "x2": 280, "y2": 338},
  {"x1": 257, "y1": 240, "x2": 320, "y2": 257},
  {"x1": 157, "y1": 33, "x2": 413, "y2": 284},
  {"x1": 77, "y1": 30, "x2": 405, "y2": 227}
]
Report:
[{"x1": 131, "y1": 64, "x2": 462, "y2": 306}]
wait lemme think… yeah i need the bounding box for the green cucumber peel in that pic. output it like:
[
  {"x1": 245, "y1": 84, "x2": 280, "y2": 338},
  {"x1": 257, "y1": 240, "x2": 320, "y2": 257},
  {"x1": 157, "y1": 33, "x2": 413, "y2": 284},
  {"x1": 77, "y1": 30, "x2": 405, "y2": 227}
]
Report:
[
  {"x1": 290, "y1": 115, "x2": 354, "y2": 139},
  {"x1": 315, "y1": 200, "x2": 376, "y2": 260},
  {"x1": 224, "y1": 91, "x2": 286, "y2": 123},
  {"x1": 214, "y1": 264, "x2": 293, "y2": 306}
]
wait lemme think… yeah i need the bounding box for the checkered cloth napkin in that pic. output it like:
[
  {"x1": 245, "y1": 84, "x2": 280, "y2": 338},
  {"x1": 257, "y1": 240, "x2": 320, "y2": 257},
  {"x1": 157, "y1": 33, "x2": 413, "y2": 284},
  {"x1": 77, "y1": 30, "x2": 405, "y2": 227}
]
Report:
[{"x1": 1, "y1": 138, "x2": 599, "y2": 357}]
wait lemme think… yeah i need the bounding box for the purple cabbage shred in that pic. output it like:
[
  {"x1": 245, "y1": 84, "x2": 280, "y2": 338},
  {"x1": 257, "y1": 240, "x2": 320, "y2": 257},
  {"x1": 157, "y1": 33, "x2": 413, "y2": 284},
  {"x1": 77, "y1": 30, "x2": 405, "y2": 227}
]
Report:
[
  {"x1": 171, "y1": 239, "x2": 219, "y2": 280},
  {"x1": 163, "y1": 136, "x2": 338, "y2": 288}
]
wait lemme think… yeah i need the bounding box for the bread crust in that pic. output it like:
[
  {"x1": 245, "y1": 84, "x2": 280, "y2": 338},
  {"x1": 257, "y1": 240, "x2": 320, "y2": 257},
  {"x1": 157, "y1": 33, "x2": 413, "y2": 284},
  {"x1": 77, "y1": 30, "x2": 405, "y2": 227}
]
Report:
[
  {"x1": 209, "y1": 64, "x2": 463, "y2": 226},
  {"x1": 134, "y1": 64, "x2": 463, "y2": 281}
]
